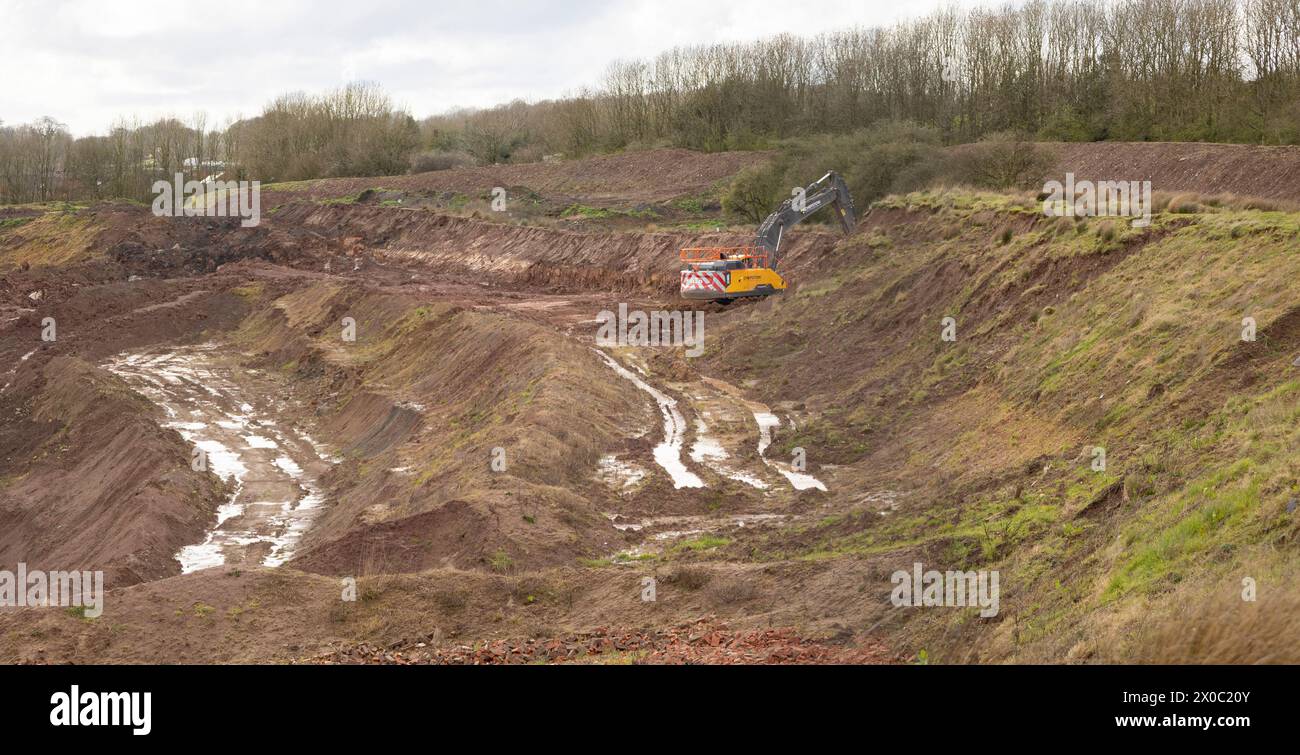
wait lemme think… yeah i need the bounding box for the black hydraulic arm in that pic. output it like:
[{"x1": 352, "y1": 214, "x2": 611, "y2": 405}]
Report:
[{"x1": 753, "y1": 171, "x2": 856, "y2": 269}]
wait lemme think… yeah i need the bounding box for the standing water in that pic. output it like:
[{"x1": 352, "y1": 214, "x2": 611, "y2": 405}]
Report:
[
  {"x1": 594, "y1": 349, "x2": 704, "y2": 489},
  {"x1": 753, "y1": 411, "x2": 827, "y2": 491},
  {"x1": 106, "y1": 344, "x2": 334, "y2": 572}
]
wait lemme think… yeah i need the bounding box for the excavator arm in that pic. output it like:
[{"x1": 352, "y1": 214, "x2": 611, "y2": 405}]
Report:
[{"x1": 754, "y1": 171, "x2": 856, "y2": 269}]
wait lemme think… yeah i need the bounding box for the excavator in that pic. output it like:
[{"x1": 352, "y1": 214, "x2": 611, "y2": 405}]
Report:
[{"x1": 680, "y1": 170, "x2": 856, "y2": 301}]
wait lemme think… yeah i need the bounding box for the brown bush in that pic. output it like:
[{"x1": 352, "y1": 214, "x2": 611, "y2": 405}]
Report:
[
  {"x1": 948, "y1": 132, "x2": 1056, "y2": 190},
  {"x1": 408, "y1": 150, "x2": 474, "y2": 173},
  {"x1": 663, "y1": 565, "x2": 712, "y2": 590},
  {"x1": 1118, "y1": 578, "x2": 1300, "y2": 663},
  {"x1": 1168, "y1": 193, "x2": 1202, "y2": 213},
  {"x1": 705, "y1": 576, "x2": 758, "y2": 604}
]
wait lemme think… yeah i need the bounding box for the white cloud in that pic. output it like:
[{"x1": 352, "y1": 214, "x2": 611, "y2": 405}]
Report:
[{"x1": 1, "y1": 0, "x2": 990, "y2": 135}]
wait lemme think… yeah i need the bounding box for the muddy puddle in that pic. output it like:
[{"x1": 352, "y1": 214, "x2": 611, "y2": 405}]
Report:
[
  {"x1": 604, "y1": 512, "x2": 792, "y2": 561},
  {"x1": 105, "y1": 344, "x2": 334, "y2": 572},
  {"x1": 752, "y1": 411, "x2": 827, "y2": 491},
  {"x1": 593, "y1": 349, "x2": 826, "y2": 494},
  {"x1": 596, "y1": 454, "x2": 647, "y2": 492},
  {"x1": 595, "y1": 349, "x2": 703, "y2": 489},
  {"x1": 686, "y1": 397, "x2": 771, "y2": 490}
]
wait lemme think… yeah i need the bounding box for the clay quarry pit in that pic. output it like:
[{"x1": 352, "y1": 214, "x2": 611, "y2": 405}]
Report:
[{"x1": 4, "y1": 143, "x2": 1300, "y2": 666}]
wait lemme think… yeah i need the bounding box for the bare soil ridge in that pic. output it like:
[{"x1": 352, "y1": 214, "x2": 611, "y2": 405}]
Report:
[{"x1": 3, "y1": 142, "x2": 1300, "y2": 664}]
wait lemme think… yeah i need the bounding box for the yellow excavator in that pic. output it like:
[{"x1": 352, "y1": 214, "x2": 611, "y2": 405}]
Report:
[{"x1": 680, "y1": 171, "x2": 856, "y2": 301}]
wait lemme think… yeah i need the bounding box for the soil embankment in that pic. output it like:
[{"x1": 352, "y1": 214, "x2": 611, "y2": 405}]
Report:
[{"x1": 5, "y1": 142, "x2": 1300, "y2": 663}]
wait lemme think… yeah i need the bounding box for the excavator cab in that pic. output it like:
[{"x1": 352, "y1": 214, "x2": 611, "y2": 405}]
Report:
[
  {"x1": 679, "y1": 247, "x2": 781, "y2": 300},
  {"x1": 679, "y1": 171, "x2": 855, "y2": 302}
]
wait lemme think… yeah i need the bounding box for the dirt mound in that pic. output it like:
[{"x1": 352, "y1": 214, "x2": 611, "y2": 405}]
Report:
[
  {"x1": 266, "y1": 202, "x2": 839, "y2": 296},
  {"x1": 304, "y1": 617, "x2": 892, "y2": 665},
  {"x1": 0, "y1": 203, "x2": 298, "y2": 278},
  {"x1": 0, "y1": 557, "x2": 893, "y2": 663},
  {"x1": 227, "y1": 280, "x2": 657, "y2": 574},
  {"x1": 1047, "y1": 141, "x2": 1300, "y2": 203},
  {"x1": 266, "y1": 149, "x2": 771, "y2": 206},
  {"x1": 325, "y1": 392, "x2": 422, "y2": 458},
  {"x1": 0, "y1": 356, "x2": 227, "y2": 586},
  {"x1": 288, "y1": 502, "x2": 491, "y2": 575}
]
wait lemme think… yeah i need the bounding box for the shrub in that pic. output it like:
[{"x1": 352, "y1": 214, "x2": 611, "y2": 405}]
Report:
[
  {"x1": 487, "y1": 549, "x2": 514, "y2": 573},
  {"x1": 1168, "y1": 194, "x2": 1202, "y2": 213},
  {"x1": 779, "y1": 121, "x2": 945, "y2": 207},
  {"x1": 948, "y1": 131, "x2": 1056, "y2": 189},
  {"x1": 408, "y1": 150, "x2": 473, "y2": 173},
  {"x1": 722, "y1": 121, "x2": 945, "y2": 222},
  {"x1": 722, "y1": 164, "x2": 784, "y2": 223}
]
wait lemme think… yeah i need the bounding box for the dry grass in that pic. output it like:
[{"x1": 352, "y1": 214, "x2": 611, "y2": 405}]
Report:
[
  {"x1": 1152, "y1": 190, "x2": 1296, "y2": 215},
  {"x1": 663, "y1": 565, "x2": 712, "y2": 590},
  {"x1": 1116, "y1": 575, "x2": 1300, "y2": 664},
  {"x1": 705, "y1": 577, "x2": 759, "y2": 605},
  {"x1": 0, "y1": 211, "x2": 101, "y2": 269}
]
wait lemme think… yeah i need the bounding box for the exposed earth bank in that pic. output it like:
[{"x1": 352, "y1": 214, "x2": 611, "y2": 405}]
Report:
[{"x1": 3, "y1": 143, "x2": 1300, "y2": 664}]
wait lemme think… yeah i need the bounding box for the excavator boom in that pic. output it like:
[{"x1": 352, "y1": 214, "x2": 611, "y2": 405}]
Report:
[{"x1": 754, "y1": 171, "x2": 856, "y2": 269}]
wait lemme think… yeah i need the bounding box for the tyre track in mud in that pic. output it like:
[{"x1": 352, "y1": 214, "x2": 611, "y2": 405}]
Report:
[
  {"x1": 473, "y1": 289, "x2": 831, "y2": 558},
  {"x1": 588, "y1": 346, "x2": 827, "y2": 494},
  {"x1": 480, "y1": 288, "x2": 829, "y2": 498},
  {"x1": 592, "y1": 353, "x2": 833, "y2": 559},
  {"x1": 105, "y1": 344, "x2": 337, "y2": 572}
]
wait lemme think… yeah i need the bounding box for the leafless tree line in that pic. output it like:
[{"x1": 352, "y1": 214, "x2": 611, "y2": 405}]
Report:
[
  {"x1": 0, "y1": 83, "x2": 417, "y2": 204},
  {"x1": 3, "y1": 0, "x2": 1299, "y2": 204},
  {"x1": 428, "y1": 0, "x2": 1300, "y2": 161}
]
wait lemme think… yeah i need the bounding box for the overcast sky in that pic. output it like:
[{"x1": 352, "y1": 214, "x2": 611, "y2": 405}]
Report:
[{"x1": 2, "y1": 0, "x2": 988, "y2": 136}]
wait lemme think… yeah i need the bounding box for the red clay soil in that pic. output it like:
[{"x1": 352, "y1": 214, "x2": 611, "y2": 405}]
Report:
[
  {"x1": 6, "y1": 139, "x2": 1300, "y2": 664},
  {"x1": 1047, "y1": 141, "x2": 1300, "y2": 204},
  {"x1": 0, "y1": 356, "x2": 227, "y2": 586},
  {"x1": 270, "y1": 201, "x2": 839, "y2": 297},
  {"x1": 266, "y1": 149, "x2": 772, "y2": 205},
  {"x1": 303, "y1": 618, "x2": 893, "y2": 665},
  {"x1": 276, "y1": 141, "x2": 1300, "y2": 210},
  {"x1": 289, "y1": 503, "x2": 494, "y2": 575}
]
